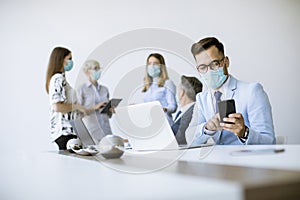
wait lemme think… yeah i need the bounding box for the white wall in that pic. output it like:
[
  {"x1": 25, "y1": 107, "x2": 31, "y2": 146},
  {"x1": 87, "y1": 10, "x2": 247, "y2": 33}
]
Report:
[{"x1": 0, "y1": 0, "x2": 299, "y2": 153}]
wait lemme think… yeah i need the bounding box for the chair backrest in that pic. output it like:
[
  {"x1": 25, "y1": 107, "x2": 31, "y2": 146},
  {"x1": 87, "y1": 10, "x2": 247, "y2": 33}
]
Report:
[{"x1": 276, "y1": 135, "x2": 287, "y2": 144}]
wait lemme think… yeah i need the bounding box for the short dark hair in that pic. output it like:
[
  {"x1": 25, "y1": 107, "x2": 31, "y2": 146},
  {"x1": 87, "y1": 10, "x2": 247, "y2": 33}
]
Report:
[
  {"x1": 191, "y1": 37, "x2": 225, "y2": 57},
  {"x1": 181, "y1": 75, "x2": 203, "y2": 101}
]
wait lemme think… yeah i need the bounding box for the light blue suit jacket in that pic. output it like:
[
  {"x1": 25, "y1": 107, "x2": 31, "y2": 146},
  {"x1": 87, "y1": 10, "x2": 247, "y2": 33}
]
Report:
[{"x1": 187, "y1": 75, "x2": 275, "y2": 145}]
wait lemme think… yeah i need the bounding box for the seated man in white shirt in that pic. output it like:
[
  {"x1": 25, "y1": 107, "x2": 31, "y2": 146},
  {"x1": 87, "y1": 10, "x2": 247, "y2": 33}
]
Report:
[{"x1": 171, "y1": 75, "x2": 202, "y2": 145}]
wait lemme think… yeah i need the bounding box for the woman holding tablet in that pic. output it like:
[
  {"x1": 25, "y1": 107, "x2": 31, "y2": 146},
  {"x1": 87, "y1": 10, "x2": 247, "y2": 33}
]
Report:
[{"x1": 77, "y1": 60, "x2": 114, "y2": 143}]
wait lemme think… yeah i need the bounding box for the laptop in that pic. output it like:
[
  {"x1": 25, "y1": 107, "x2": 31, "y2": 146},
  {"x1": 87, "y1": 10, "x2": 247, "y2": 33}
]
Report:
[
  {"x1": 70, "y1": 118, "x2": 97, "y2": 146},
  {"x1": 114, "y1": 101, "x2": 213, "y2": 151}
]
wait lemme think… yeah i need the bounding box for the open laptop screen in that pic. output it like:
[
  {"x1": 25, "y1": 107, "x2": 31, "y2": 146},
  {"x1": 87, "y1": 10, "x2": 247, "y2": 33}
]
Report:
[
  {"x1": 70, "y1": 118, "x2": 97, "y2": 146},
  {"x1": 114, "y1": 101, "x2": 179, "y2": 151}
]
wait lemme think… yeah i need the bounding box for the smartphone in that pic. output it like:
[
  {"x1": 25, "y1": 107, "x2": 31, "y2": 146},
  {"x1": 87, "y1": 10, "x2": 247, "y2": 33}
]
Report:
[{"x1": 218, "y1": 99, "x2": 236, "y2": 124}]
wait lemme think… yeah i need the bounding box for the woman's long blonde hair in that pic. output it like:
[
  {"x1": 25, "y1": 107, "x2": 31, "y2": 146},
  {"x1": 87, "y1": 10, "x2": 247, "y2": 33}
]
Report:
[{"x1": 142, "y1": 53, "x2": 169, "y2": 92}]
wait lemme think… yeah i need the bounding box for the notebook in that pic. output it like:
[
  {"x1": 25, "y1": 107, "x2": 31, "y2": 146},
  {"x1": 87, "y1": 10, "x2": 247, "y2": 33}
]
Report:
[{"x1": 114, "y1": 101, "x2": 213, "y2": 151}]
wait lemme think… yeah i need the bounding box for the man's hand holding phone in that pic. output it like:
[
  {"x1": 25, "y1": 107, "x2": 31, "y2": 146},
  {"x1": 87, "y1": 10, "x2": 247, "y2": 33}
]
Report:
[
  {"x1": 218, "y1": 99, "x2": 246, "y2": 138},
  {"x1": 221, "y1": 113, "x2": 246, "y2": 138}
]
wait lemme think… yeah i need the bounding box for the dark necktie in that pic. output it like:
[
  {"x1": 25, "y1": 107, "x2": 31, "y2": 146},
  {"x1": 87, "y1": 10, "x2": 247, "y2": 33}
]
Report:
[
  {"x1": 172, "y1": 111, "x2": 182, "y2": 135},
  {"x1": 214, "y1": 91, "x2": 222, "y2": 113},
  {"x1": 174, "y1": 110, "x2": 182, "y2": 121}
]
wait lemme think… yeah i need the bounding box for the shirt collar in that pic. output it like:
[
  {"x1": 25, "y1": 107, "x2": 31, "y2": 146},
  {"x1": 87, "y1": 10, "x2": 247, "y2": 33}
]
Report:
[
  {"x1": 180, "y1": 102, "x2": 195, "y2": 114},
  {"x1": 86, "y1": 81, "x2": 100, "y2": 90},
  {"x1": 152, "y1": 77, "x2": 159, "y2": 83}
]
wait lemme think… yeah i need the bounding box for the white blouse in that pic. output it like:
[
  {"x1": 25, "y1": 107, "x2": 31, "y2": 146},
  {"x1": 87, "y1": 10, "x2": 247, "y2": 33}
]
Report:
[{"x1": 49, "y1": 73, "x2": 77, "y2": 141}]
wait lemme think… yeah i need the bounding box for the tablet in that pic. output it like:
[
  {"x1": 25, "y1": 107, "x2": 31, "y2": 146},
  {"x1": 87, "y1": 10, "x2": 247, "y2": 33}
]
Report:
[{"x1": 100, "y1": 98, "x2": 122, "y2": 113}]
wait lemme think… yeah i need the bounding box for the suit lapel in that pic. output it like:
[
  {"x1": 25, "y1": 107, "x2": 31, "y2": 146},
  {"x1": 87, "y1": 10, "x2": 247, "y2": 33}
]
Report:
[
  {"x1": 226, "y1": 75, "x2": 237, "y2": 99},
  {"x1": 172, "y1": 104, "x2": 194, "y2": 135}
]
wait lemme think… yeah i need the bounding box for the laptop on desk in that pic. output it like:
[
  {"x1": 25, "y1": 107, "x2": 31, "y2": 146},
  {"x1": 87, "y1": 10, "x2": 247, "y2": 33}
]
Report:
[
  {"x1": 114, "y1": 101, "x2": 213, "y2": 152},
  {"x1": 70, "y1": 118, "x2": 97, "y2": 146}
]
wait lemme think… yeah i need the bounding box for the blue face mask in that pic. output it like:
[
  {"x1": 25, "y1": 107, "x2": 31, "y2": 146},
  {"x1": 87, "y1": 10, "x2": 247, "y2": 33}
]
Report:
[
  {"x1": 147, "y1": 65, "x2": 161, "y2": 77},
  {"x1": 64, "y1": 60, "x2": 73, "y2": 71},
  {"x1": 200, "y1": 67, "x2": 227, "y2": 89},
  {"x1": 91, "y1": 70, "x2": 101, "y2": 81}
]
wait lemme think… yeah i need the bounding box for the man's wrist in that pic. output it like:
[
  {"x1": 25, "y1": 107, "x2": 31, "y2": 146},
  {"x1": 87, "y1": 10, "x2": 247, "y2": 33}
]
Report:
[
  {"x1": 204, "y1": 125, "x2": 217, "y2": 136},
  {"x1": 240, "y1": 126, "x2": 249, "y2": 139}
]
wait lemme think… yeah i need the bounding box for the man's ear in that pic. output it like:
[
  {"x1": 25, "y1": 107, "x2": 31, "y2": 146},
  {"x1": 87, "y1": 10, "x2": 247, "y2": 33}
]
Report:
[
  {"x1": 223, "y1": 56, "x2": 230, "y2": 75},
  {"x1": 224, "y1": 56, "x2": 230, "y2": 68},
  {"x1": 180, "y1": 88, "x2": 185, "y2": 99}
]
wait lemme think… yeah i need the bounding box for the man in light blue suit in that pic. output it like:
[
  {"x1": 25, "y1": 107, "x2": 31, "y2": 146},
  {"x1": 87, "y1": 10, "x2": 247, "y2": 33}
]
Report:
[{"x1": 186, "y1": 37, "x2": 275, "y2": 145}]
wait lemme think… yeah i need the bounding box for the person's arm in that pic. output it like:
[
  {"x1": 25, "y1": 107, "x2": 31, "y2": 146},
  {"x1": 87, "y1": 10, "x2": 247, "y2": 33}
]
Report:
[
  {"x1": 53, "y1": 102, "x2": 87, "y2": 115},
  {"x1": 76, "y1": 86, "x2": 84, "y2": 106},
  {"x1": 76, "y1": 85, "x2": 108, "y2": 115},
  {"x1": 185, "y1": 95, "x2": 212, "y2": 145},
  {"x1": 221, "y1": 83, "x2": 275, "y2": 144},
  {"x1": 245, "y1": 83, "x2": 275, "y2": 144},
  {"x1": 163, "y1": 80, "x2": 177, "y2": 114},
  {"x1": 103, "y1": 87, "x2": 114, "y2": 118},
  {"x1": 49, "y1": 74, "x2": 87, "y2": 114}
]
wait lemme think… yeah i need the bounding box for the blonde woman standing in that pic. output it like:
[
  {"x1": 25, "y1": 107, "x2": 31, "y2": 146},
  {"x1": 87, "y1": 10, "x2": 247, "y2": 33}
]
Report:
[
  {"x1": 77, "y1": 60, "x2": 113, "y2": 143},
  {"x1": 142, "y1": 53, "x2": 177, "y2": 125}
]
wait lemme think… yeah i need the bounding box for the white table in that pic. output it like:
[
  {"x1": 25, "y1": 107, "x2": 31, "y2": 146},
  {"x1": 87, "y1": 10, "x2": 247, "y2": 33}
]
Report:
[
  {"x1": 180, "y1": 144, "x2": 300, "y2": 171},
  {"x1": 1, "y1": 145, "x2": 299, "y2": 200}
]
